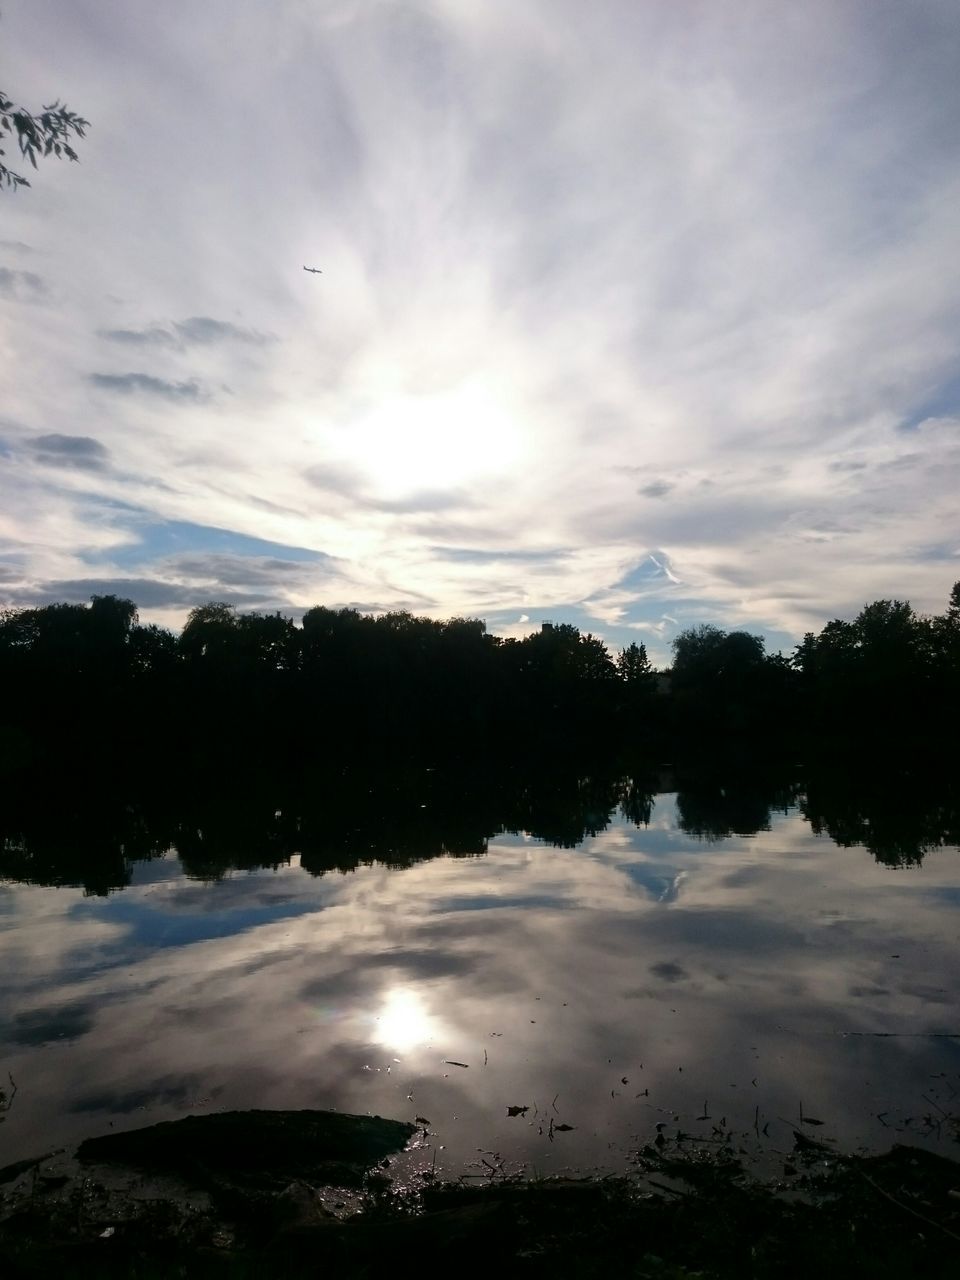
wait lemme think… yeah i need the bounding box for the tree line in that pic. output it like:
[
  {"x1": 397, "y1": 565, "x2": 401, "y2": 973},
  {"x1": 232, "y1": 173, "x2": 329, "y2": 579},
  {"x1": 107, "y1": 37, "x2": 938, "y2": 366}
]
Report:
[{"x1": 0, "y1": 583, "x2": 958, "y2": 777}]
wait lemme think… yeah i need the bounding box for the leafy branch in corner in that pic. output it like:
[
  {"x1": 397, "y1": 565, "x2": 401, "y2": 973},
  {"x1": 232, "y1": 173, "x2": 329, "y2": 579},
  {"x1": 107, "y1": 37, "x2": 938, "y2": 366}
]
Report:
[{"x1": 1, "y1": 91, "x2": 89, "y2": 190}]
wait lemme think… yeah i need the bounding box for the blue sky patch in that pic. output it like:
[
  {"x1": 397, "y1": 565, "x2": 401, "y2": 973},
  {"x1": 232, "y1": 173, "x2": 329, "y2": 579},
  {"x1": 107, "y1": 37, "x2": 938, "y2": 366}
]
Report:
[{"x1": 89, "y1": 517, "x2": 329, "y2": 569}]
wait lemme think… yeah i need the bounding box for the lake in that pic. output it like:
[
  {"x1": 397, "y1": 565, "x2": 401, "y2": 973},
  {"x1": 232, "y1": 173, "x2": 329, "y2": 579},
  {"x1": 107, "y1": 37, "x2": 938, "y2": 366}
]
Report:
[{"x1": 2, "y1": 766, "x2": 958, "y2": 1181}]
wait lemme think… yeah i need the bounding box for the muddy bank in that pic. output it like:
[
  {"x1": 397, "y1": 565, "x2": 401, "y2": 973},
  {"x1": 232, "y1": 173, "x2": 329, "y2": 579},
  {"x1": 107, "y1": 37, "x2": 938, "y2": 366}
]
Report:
[{"x1": 2, "y1": 1109, "x2": 959, "y2": 1276}]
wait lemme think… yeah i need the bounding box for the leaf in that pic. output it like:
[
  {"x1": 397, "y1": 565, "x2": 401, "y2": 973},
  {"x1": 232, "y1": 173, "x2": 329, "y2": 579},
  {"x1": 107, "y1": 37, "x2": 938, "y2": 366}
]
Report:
[
  {"x1": 506, "y1": 1105, "x2": 530, "y2": 1118},
  {"x1": 553, "y1": 1123, "x2": 574, "y2": 1132}
]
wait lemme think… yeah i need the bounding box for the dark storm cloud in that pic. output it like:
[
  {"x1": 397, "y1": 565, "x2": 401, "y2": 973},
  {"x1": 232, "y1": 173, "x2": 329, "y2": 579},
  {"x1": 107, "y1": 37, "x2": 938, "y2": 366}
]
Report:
[
  {"x1": 98, "y1": 316, "x2": 271, "y2": 348},
  {"x1": 89, "y1": 372, "x2": 205, "y2": 400},
  {"x1": 29, "y1": 433, "x2": 110, "y2": 471},
  {"x1": 0, "y1": 267, "x2": 47, "y2": 300}
]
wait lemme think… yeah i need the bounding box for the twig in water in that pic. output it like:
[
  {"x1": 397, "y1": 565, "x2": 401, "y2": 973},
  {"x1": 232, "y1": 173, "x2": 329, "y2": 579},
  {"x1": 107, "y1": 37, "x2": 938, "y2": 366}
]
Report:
[
  {"x1": 922, "y1": 1093, "x2": 949, "y2": 1118},
  {"x1": 646, "y1": 1178, "x2": 693, "y2": 1199},
  {"x1": 857, "y1": 1169, "x2": 960, "y2": 1244}
]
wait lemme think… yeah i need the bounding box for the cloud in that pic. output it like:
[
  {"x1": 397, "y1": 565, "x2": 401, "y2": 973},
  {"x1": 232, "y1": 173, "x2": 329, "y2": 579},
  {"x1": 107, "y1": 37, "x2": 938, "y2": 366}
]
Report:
[
  {"x1": 21, "y1": 577, "x2": 268, "y2": 610},
  {"x1": 370, "y1": 489, "x2": 471, "y2": 514},
  {"x1": 8, "y1": 1003, "x2": 95, "y2": 1046},
  {"x1": 0, "y1": 267, "x2": 47, "y2": 301},
  {"x1": 304, "y1": 463, "x2": 364, "y2": 495},
  {"x1": 98, "y1": 316, "x2": 271, "y2": 348},
  {"x1": 159, "y1": 552, "x2": 337, "y2": 588},
  {"x1": 88, "y1": 373, "x2": 206, "y2": 400},
  {"x1": 13, "y1": 538, "x2": 340, "y2": 613},
  {"x1": 433, "y1": 547, "x2": 570, "y2": 565},
  {"x1": 98, "y1": 325, "x2": 179, "y2": 348},
  {"x1": 305, "y1": 464, "x2": 471, "y2": 515},
  {"x1": 69, "y1": 1080, "x2": 197, "y2": 1114},
  {"x1": 638, "y1": 481, "x2": 674, "y2": 499},
  {"x1": 173, "y1": 316, "x2": 270, "y2": 345},
  {"x1": 29, "y1": 433, "x2": 111, "y2": 471}
]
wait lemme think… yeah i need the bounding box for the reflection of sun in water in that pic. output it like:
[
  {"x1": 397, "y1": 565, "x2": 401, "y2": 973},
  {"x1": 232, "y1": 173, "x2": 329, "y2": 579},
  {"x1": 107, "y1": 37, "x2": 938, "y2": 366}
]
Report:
[
  {"x1": 373, "y1": 987, "x2": 440, "y2": 1054},
  {"x1": 346, "y1": 383, "x2": 524, "y2": 495}
]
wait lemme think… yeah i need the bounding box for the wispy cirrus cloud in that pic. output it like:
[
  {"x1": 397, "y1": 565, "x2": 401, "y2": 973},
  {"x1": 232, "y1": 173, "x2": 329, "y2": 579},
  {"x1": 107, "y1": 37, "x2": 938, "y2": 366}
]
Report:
[
  {"x1": 0, "y1": 267, "x2": 47, "y2": 301},
  {"x1": 88, "y1": 373, "x2": 207, "y2": 401},
  {"x1": 99, "y1": 315, "x2": 272, "y2": 349}
]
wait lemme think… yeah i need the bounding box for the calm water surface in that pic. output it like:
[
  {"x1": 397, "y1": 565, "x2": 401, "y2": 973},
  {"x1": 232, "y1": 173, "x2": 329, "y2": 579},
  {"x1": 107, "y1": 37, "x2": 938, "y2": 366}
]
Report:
[{"x1": 2, "y1": 780, "x2": 959, "y2": 1179}]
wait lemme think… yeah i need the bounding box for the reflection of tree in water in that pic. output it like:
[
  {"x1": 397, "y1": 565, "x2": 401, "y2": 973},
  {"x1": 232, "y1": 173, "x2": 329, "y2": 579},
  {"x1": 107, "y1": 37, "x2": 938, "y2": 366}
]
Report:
[
  {"x1": 618, "y1": 776, "x2": 655, "y2": 828},
  {"x1": 801, "y1": 771, "x2": 960, "y2": 868},
  {"x1": 496, "y1": 771, "x2": 628, "y2": 848},
  {"x1": 0, "y1": 764, "x2": 640, "y2": 891},
  {"x1": 0, "y1": 793, "x2": 170, "y2": 895},
  {"x1": 1, "y1": 764, "x2": 957, "y2": 891},
  {"x1": 674, "y1": 774, "x2": 802, "y2": 841}
]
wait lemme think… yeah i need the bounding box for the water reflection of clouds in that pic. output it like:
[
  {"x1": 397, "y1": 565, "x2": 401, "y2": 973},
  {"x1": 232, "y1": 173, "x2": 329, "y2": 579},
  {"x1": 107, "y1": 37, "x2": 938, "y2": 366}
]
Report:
[
  {"x1": 0, "y1": 808, "x2": 958, "y2": 1174},
  {"x1": 73, "y1": 893, "x2": 322, "y2": 953}
]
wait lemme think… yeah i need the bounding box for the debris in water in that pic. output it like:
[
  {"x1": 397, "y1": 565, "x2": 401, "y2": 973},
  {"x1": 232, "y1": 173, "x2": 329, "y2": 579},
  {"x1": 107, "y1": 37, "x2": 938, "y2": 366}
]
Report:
[
  {"x1": 507, "y1": 1105, "x2": 530, "y2": 1118},
  {"x1": 443, "y1": 1060, "x2": 469, "y2": 1068}
]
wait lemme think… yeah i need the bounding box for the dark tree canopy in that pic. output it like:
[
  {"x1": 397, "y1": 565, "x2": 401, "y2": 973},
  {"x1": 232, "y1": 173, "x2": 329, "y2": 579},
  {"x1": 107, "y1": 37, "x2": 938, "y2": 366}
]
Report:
[{"x1": 0, "y1": 582, "x2": 958, "y2": 782}]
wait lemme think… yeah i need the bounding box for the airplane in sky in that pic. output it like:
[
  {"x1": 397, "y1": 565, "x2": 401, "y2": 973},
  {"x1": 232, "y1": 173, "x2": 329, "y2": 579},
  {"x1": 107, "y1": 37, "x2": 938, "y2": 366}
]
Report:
[{"x1": 303, "y1": 265, "x2": 322, "y2": 274}]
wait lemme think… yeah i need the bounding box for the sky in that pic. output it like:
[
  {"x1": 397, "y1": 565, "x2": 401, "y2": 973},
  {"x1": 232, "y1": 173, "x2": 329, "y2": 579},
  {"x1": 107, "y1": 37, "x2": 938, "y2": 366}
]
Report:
[{"x1": 2, "y1": 0, "x2": 959, "y2": 662}]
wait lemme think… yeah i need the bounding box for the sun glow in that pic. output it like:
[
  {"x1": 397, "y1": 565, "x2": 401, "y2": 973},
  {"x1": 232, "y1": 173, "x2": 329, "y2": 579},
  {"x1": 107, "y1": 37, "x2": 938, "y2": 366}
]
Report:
[
  {"x1": 345, "y1": 383, "x2": 525, "y2": 496},
  {"x1": 373, "y1": 986, "x2": 442, "y2": 1054}
]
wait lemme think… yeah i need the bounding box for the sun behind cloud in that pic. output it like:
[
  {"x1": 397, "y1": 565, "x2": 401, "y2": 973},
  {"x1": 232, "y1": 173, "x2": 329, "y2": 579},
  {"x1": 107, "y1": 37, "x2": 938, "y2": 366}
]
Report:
[{"x1": 342, "y1": 381, "x2": 526, "y2": 497}]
